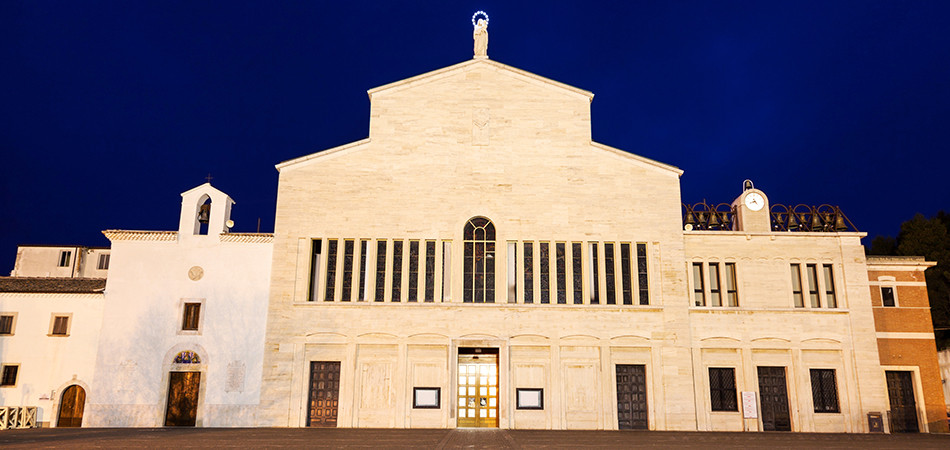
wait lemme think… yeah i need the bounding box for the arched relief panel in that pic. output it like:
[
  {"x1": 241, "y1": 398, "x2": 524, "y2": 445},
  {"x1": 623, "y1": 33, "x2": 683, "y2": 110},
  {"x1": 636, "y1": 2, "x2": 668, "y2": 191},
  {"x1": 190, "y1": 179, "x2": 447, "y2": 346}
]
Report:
[
  {"x1": 801, "y1": 337, "x2": 842, "y2": 348},
  {"x1": 408, "y1": 332, "x2": 450, "y2": 340},
  {"x1": 609, "y1": 335, "x2": 651, "y2": 346},
  {"x1": 751, "y1": 337, "x2": 791, "y2": 344},
  {"x1": 305, "y1": 331, "x2": 349, "y2": 343},
  {"x1": 560, "y1": 334, "x2": 600, "y2": 344},
  {"x1": 699, "y1": 336, "x2": 742, "y2": 348},
  {"x1": 510, "y1": 334, "x2": 550, "y2": 345},
  {"x1": 458, "y1": 333, "x2": 499, "y2": 340}
]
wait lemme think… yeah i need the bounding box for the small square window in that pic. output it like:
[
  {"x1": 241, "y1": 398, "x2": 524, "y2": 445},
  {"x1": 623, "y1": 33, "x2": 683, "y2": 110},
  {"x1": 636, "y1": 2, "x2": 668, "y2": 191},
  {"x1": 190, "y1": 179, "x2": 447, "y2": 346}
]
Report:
[
  {"x1": 49, "y1": 315, "x2": 70, "y2": 336},
  {"x1": 182, "y1": 303, "x2": 201, "y2": 331},
  {"x1": 97, "y1": 254, "x2": 111, "y2": 270},
  {"x1": 709, "y1": 367, "x2": 738, "y2": 412},
  {"x1": 516, "y1": 388, "x2": 544, "y2": 410},
  {"x1": 58, "y1": 251, "x2": 71, "y2": 267},
  {"x1": 412, "y1": 387, "x2": 441, "y2": 409},
  {"x1": 881, "y1": 287, "x2": 896, "y2": 307},
  {"x1": 0, "y1": 314, "x2": 15, "y2": 335},
  {"x1": 1, "y1": 365, "x2": 18, "y2": 387}
]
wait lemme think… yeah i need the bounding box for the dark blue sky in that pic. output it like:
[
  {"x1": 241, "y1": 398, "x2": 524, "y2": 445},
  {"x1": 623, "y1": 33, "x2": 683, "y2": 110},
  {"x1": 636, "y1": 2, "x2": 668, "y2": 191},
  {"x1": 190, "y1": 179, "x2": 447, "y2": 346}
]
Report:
[{"x1": 2, "y1": 1, "x2": 949, "y2": 274}]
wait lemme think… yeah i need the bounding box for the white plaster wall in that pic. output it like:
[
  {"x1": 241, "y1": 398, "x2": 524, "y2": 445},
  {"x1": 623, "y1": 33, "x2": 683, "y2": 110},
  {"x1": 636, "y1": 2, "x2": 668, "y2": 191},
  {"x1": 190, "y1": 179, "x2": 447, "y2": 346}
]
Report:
[
  {"x1": 84, "y1": 233, "x2": 272, "y2": 427},
  {"x1": 0, "y1": 292, "x2": 103, "y2": 427}
]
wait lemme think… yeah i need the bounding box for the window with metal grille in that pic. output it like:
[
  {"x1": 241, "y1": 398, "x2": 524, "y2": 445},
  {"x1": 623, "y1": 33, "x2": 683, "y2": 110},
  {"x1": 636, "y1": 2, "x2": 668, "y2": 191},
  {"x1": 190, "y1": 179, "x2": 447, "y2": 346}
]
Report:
[
  {"x1": 340, "y1": 240, "x2": 354, "y2": 302},
  {"x1": 810, "y1": 368, "x2": 840, "y2": 413},
  {"x1": 182, "y1": 303, "x2": 200, "y2": 331},
  {"x1": 604, "y1": 243, "x2": 616, "y2": 305},
  {"x1": 709, "y1": 367, "x2": 738, "y2": 411},
  {"x1": 539, "y1": 242, "x2": 550, "y2": 304},
  {"x1": 0, "y1": 365, "x2": 18, "y2": 387},
  {"x1": 620, "y1": 243, "x2": 633, "y2": 305},
  {"x1": 572, "y1": 242, "x2": 583, "y2": 304},
  {"x1": 523, "y1": 242, "x2": 534, "y2": 304},
  {"x1": 424, "y1": 241, "x2": 436, "y2": 302},
  {"x1": 375, "y1": 240, "x2": 387, "y2": 302},
  {"x1": 359, "y1": 240, "x2": 370, "y2": 301},
  {"x1": 391, "y1": 240, "x2": 403, "y2": 302},
  {"x1": 51, "y1": 315, "x2": 69, "y2": 336},
  {"x1": 407, "y1": 240, "x2": 419, "y2": 302},
  {"x1": 556, "y1": 243, "x2": 566, "y2": 304}
]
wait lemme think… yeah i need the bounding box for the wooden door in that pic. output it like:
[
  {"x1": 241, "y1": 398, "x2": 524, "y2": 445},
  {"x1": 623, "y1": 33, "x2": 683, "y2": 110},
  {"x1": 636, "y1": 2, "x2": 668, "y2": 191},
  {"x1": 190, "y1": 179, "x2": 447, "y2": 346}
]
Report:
[
  {"x1": 57, "y1": 385, "x2": 85, "y2": 427},
  {"x1": 457, "y1": 354, "x2": 499, "y2": 427},
  {"x1": 164, "y1": 372, "x2": 200, "y2": 426},
  {"x1": 307, "y1": 361, "x2": 341, "y2": 427},
  {"x1": 616, "y1": 364, "x2": 648, "y2": 430},
  {"x1": 886, "y1": 371, "x2": 919, "y2": 432},
  {"x1": 757, "y1": 366, "x2": 791, "y2": 431}
]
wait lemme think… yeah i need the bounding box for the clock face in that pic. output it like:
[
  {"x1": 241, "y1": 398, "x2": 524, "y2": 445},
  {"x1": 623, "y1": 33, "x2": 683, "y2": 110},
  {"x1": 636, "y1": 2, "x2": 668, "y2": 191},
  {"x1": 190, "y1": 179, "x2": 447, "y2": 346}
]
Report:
[{"x1": 744, "y1": 192, "x2": 765, "y2": 211}]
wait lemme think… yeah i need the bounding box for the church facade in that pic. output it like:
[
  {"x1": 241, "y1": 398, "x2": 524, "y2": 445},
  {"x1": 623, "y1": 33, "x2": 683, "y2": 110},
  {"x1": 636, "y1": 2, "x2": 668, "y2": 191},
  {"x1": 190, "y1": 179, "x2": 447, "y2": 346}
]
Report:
[{"x1": 1, "y1": 24, "x2": 946, "y2": 433}]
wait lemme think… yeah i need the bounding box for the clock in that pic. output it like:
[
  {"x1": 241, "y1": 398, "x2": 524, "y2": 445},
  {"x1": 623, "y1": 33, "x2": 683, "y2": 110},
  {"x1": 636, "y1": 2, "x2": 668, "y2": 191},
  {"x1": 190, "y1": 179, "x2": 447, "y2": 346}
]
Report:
[{"x1": 744, "y1": 192, "x2": 765, "y2": 211}]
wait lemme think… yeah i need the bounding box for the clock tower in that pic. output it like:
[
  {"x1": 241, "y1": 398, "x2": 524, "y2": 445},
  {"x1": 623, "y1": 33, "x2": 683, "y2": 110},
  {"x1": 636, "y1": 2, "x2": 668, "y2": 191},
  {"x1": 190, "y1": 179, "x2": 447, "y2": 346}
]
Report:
[{"x1": 731, "y1": 180, "x2": 771, "y2": 232}]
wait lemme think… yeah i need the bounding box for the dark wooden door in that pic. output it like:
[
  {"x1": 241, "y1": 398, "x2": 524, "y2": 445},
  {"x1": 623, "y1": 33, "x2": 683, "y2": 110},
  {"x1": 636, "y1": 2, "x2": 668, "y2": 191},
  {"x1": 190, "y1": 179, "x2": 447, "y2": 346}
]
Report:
[
  {"x1": 307, "y1": 361, "x2": 341, "y2": 427},
  {"x1": 164, "y1": 372, "x2": 200, "y2": 426},
  {"x1": 757, "y1": 366, "x2": 791, "y2": 431},
  {"x1": 57, "y1": 385, "x2": 85, "y2": 427},
  {"x1": 616, "y1": 364, "x2": 648, "y2": 430},
  {"x1": 886, "y1": 371, "x2": 919, "y2": 432}
]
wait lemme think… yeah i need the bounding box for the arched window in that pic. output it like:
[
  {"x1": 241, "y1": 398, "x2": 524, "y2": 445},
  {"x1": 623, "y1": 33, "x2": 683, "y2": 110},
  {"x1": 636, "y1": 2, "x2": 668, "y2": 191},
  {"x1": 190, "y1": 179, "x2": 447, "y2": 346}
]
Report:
[
  {"x1": 173, "y1": 350, "x2": 201, "y2": 364},
  {"x1": 464, "y1": 217, "x2": 495, "y2": 303}
]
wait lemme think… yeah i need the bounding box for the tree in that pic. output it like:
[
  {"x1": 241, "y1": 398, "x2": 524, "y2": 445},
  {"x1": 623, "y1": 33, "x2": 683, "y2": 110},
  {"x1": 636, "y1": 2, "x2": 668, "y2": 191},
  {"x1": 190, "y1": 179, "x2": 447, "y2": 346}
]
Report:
[{"x1": 868, "y1": 212, "x2": 950, "y2": 349}]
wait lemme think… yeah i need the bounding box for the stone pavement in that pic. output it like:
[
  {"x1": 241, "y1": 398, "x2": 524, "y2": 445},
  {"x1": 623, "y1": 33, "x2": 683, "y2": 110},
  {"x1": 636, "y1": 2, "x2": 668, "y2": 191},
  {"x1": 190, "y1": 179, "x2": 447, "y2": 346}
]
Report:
[{"x1": 0, "y1": 428, "x2": 948, "y2": 449}]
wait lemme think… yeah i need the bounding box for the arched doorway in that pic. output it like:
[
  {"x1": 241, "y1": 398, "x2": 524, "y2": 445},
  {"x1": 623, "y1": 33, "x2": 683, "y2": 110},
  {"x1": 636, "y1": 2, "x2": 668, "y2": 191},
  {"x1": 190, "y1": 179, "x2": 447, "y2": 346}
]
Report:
[
  {"x1": 57, "y1": 384, "x2": 85, "y2": 427},
  {"x1": 164, "y1": 350, "x2": 202, "y2": 426}
]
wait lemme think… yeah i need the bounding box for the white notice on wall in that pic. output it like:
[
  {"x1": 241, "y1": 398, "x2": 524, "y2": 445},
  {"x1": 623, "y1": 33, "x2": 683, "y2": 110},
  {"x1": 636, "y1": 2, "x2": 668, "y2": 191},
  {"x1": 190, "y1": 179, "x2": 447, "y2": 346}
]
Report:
[
  {"x1": 741, "y1": 391, "x2": 757, "y2": 419},
  {"x1": 225, "y1": 361, "x2": 246, "y2": 393}
]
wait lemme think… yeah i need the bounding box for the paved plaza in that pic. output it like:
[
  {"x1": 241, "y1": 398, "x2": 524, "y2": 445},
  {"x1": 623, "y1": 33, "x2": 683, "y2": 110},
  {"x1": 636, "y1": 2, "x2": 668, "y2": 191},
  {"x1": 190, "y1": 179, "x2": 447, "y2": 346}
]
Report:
[{"x1": 1, "y1": 428, "x2": 948, "y2": 449}]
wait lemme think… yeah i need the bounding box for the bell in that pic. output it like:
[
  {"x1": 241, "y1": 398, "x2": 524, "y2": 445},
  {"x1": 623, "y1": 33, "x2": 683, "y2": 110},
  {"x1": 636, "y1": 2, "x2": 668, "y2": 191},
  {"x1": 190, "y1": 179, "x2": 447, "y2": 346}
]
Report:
[
  {"x1": 788, "y1": 213, "x2": 799, "y2": 230},
  {"x1": 685, "y1": 211, "x2": 697, "y2": 226},
  {"x1": 198, "y1": 204, "x2": 211, "y2": 224},
  {"x1": 810, "y1": 212, "x2": 822, "y2": 231},
  {"x1": 834, "y1": 213, "x2": 848, "y2": 231},
  {"x1": 708, "y1": 212, "x2": 721, "y2": 229}
]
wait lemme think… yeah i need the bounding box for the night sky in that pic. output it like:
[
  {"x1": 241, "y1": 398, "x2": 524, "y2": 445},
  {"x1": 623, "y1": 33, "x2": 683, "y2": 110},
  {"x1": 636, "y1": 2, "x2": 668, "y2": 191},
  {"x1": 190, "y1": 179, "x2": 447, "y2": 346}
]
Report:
[{"x1": 2, "y1": 1, "x2": 949, "y2": 275}]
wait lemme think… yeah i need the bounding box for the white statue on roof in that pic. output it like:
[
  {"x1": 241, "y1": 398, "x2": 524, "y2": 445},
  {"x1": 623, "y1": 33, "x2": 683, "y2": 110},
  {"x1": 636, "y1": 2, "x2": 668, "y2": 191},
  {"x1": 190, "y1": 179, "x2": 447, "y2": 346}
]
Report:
[{"x1": 473, "y1": 11, "x2": 489, "y2": 58}]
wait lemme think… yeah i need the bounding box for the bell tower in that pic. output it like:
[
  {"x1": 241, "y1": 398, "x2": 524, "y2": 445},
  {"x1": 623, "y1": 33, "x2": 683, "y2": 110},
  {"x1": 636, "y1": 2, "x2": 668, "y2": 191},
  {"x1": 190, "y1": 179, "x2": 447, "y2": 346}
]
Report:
[
  {"x1": 731, "y1": 180, "x2": 770, "y2": 232},
  {"x1": 178, "y1": 183, "x2": 235, "y2": 239}
]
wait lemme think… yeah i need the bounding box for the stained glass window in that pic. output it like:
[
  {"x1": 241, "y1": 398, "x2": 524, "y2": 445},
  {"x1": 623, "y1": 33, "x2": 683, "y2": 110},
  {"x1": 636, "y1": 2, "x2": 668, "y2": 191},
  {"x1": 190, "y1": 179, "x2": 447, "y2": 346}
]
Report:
[
  {"x1": 463, "y1": 218, "x2": 495, "y2": 303},
  {"x1": 174, "y1": 351, "x2": 201, "y2": 364}
]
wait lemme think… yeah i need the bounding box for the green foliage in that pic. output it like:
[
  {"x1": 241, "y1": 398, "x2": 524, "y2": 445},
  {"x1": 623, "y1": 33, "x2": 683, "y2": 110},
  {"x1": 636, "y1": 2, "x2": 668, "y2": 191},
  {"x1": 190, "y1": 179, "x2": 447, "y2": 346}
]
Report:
[{"x1": 870, "y1": 211, "x2": 950, "y2": 349}]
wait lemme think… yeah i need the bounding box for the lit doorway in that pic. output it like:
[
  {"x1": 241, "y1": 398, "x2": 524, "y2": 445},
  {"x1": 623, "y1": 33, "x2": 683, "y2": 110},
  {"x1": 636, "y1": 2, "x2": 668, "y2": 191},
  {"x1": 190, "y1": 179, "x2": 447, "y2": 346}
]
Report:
[{"x1": 457, "y1": 348, "x2": 498, "y2": 427}]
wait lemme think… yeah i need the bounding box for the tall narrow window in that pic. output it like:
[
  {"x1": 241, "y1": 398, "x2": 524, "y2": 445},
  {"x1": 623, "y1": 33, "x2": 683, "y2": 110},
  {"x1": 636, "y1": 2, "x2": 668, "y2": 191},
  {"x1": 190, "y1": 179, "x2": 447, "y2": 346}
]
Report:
[
  {"x1": 324, "y1": 240, "x2": 338, "y2": 302},
  {"x1": 791, "y1": 264, "x2": 804, "y2": 308},
  {"x1": 425, "y1": 241, "x2": 436, "y2": 302},
  {"x1": 359, "y1": 240, "x2": 369, "y2": 301},
  {"x1": 556, "y1": 243, "x2": 567, "y2": 304},
  {"x1": 340, "y1": 240, "x2": 354, "y2": 302},
  {"x1": 604, "y1": 243, "x2": 616, "y2": 305},
  {"x1": 709, "y1": 368, "x2": 738, "y2": 411},
  {"x1": 523, "y1": 242, "x2": 534, "y2": 304},
  {"x1": 97, "y1": 253, "x2": 110, "y2": 270},
  {"x1": 881, "y1": 286, "x2": 896, "y2": 307},
  {"x1": 58, "y1": 250, "x2": 71, "y2": 267},
  {"x1": 308, "y1": 239, "x2": 322, "y2": 302},
  {"x1": 408, "y1": 240, "x2": 420, "y2": 302},
  {"x1": 572, "y1": 242, "x2": 583, "y2": 304},
  {"x1": 810, "y1": 369, "x2": 840, "y2": 413},
  {"x1": 442, "y1": 241, "x2": 452, "y2": 301},
  {"x1": 392, "y1": 240, "x2": 404, "y2": 302},
  {"x1": 589, "y1": 243, "x2": 600, "y2": 304},
  {"x1": 463, "y1": 218, "x2": 495, "y2": 303},
  {"x1": 823, "y1": 265, "x2": 837, "y2": 308},
  {"x1": 724, "y1": 263, "x2": 738, "y2": 306},
  {"x1": 637, "y1": 243, "x2": 649, "y2": 305},
  {"x1": 182, "y1": 303, "x2": 201, "y2": 331},
  {"x1": 507, "y1": 242, "x2": 517, "y2": 303},
  {"x1": 709, "y1": 263, "x2": 722, "y2": 307},
  {"x1": 620, "y1": 243, "x2": 633, "y2": 305},
  {"x1": 692, "y1": 263, "x2": 705, "y2": 306},
  {"x1": 539, "y1": 242, "x2": 550, "y2": 304},
  {"x1": 375, "y1": 240, "x2": 387, "y2": 302},
  {"x1": 807, "y1": 264, "x2": 820, "y2": 308}
]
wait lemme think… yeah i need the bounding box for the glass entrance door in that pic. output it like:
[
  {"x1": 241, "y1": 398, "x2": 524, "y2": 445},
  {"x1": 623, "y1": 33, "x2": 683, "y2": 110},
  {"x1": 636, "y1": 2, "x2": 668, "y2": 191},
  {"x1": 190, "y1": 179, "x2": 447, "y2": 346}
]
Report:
[{"x1": 457, "y1": 352, "x2": 498, "y2": 427}]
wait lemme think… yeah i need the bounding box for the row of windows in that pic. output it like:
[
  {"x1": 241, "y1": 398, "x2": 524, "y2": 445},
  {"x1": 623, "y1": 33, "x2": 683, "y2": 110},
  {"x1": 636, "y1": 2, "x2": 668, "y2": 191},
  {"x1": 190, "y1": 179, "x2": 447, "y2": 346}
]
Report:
[
  {"x1": 55, "y1": 251, "x2": 110, "y2": 270},
  {"x1": 688, "y1": 262, "x2": 840, "y2": 309},
  {"x1": 306, "y1": 236, "x2": 651, "y2": 306},
  {"x1": 0, "y1": 313, "x2": 71, "y2": 336},
  {"x1": 708, "y1": 367, "x2": 839, "y2": 413}
]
